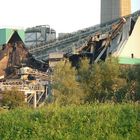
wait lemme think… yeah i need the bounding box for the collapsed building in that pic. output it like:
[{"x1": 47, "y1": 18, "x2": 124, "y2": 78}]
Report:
[
  {"x1": 29, "y1": 10, "x2": 140, "y2": 65},
  {"x1": 0, "y1": 29, "x2": 50, "y2": 108}
]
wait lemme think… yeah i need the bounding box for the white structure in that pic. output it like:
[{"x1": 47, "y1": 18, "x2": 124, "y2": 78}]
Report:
[{"x1": 118, "y1": 16, "x2": 140, "y2": 64}]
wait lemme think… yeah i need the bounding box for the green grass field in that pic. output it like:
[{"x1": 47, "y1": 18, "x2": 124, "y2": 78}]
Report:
[{"x1": 0, "y1": 103, "x2": 140, "y2": 140}]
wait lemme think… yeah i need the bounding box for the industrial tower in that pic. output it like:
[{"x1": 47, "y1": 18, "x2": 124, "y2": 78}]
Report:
[{"x1": 101, "y1": 0, "x2": 131, "y2": 23}]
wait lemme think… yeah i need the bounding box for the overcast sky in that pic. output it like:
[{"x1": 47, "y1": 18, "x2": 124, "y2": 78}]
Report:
[{"x1": 0, "y1": 0, "x2": 139, "y2": 33}]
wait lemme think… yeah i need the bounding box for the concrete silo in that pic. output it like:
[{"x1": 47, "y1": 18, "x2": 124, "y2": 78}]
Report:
[{"x1": 101, "y1": 0, "x2": 131, "y2": 23}]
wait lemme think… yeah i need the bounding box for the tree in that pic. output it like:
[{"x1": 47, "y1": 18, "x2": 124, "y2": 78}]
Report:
[
  {"x1": 120, "y1": 65, "x2": 140, "y2": 101},
  {"x1": 52, "y1": 60, "x2": 84, "y2": 105},
  {"x1": 78, "y1": 57, "x2": 127, "y2": 102},
  {"x1": 134, "y1": 65, "x2": 140, "y2": 101}
]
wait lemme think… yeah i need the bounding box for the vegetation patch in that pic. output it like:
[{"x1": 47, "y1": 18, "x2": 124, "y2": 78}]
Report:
[{"x1": 0, "y1": 103, "x2": 140, "y2": 140}]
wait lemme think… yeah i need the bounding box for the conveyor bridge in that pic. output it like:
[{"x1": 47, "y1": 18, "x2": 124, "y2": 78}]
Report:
[{"x1": 28, "y1": 11, "x2": 140, "y2": 62}]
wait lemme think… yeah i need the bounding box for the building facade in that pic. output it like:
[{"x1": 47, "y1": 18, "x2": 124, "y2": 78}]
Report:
[{"x1": 101, "y1": 0, "x2": 131, "y2": 23}]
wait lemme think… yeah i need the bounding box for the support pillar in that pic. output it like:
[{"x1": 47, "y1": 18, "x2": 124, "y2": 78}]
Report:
[
  {"x1": 33, "y1": 92, "x2": 37, "y2": 108},
  {"x1": 90, "y1": 43, "x2": 95, "y2": 64},
  {"x1": 24, "y1": 92, "x2": 27, "y2": 102}
]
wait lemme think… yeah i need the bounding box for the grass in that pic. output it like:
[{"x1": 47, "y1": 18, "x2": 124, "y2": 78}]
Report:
[{"x1": 0, "y1": 103, "x2": 140, "y2": 140}]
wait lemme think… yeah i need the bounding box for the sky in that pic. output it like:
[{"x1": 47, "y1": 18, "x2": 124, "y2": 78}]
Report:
[{"x1": 0, "y1": 0, "x2": 139, "y2": 33}]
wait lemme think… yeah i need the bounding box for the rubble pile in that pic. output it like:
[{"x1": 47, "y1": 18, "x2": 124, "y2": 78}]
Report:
[{"x1": 0, "y1": 42, "x2": 47, "y2": 79}]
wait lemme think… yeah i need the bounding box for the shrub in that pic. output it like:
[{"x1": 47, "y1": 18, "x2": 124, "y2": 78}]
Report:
[
  {"x1": 0, "y1": 103, "x2": 139, "y2": 140},
  {"x1": 1, "y1": 88, "x2": 25, "y2": 109}
]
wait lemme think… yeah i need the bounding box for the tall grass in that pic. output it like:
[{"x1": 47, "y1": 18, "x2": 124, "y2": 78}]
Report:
[{"x1": 0, "y1": 103, "x2": 139, "y2": 140}]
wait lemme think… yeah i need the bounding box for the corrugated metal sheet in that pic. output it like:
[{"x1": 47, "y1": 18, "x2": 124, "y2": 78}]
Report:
[
  {"x1": 0, "y1": 28, "x2": 25, "y2": 45},
  {"x1": 119, "y1": 57, "x2": 140, "y2": 65},
  {"x1": 0, "y1": 29, "x2": 6, "y2": 45}
]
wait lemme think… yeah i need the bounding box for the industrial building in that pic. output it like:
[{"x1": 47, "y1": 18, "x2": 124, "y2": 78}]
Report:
[
  {"x1": 101, "y1": 0, "x2": 131, "y2": 23},
  {"x1": 0, "y1": 2, "x2": 140, "y2": 108},
  {"x1": 25, "y1": 25, "x2": 56, "y2": 48},
  {"x1": 0, "y1": 33, "x2": 49, "y2": 107}
]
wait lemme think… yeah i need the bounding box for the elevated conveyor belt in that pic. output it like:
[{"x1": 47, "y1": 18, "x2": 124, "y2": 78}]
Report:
[{"x1": 28, "y1": 11, "x2": 140, "y2": 61}]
